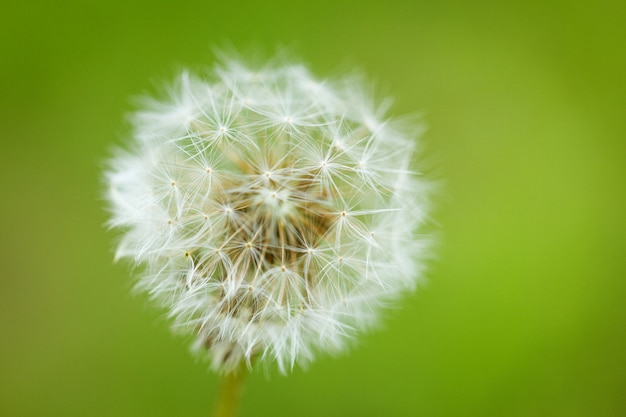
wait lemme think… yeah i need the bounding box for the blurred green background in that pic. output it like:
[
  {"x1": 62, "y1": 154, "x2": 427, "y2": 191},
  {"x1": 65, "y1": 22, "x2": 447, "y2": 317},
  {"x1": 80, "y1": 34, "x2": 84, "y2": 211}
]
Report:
[{"x1": 1, "y1": 0, "x2": 624, "y2": 416}]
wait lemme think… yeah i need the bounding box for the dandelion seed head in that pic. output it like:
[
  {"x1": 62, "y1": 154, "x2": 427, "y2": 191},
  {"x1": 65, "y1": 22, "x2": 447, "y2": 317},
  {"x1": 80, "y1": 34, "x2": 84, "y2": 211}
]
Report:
[{"x1": 105, "y1": 55, "x2": 432, "y2": 374}]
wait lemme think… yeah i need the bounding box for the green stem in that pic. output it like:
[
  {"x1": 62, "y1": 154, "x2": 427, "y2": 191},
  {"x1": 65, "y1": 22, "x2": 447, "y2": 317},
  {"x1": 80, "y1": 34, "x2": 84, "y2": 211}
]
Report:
[{"x1": 212, "y1": 369, "x2": 246, "y2": 417}]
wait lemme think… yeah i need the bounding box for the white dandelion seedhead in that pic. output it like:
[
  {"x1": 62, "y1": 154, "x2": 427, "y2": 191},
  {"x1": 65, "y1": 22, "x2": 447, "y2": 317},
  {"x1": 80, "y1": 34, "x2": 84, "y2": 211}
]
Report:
[{"x1": 106, "y1": 55, "x2": 431, "y2": 374}]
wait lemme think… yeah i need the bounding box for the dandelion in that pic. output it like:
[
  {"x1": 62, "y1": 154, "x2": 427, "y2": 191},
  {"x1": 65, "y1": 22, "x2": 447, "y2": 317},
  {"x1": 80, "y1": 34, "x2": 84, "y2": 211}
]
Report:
[{"x1": 105, "y1": 54, "x2": 431, "y2": 415}]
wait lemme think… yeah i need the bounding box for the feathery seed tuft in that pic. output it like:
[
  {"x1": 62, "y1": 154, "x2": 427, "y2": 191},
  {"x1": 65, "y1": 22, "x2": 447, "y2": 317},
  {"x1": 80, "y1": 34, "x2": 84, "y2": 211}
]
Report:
[{"x1": 105, "y1": 56, "x2": 431, "y2": 374}]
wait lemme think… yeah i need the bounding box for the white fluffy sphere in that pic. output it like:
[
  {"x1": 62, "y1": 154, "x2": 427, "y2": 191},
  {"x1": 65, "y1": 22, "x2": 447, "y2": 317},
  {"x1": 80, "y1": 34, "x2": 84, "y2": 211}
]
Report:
[{"x1": 105, "y1": 56, "x2": 431, "y2": 373}]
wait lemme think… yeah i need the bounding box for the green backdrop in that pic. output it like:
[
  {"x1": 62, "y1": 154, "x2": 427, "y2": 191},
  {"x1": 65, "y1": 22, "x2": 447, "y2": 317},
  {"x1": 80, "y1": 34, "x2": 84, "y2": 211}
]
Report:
[{"x1": 1, "y1": 1, "x2": 624, "y2": 416}]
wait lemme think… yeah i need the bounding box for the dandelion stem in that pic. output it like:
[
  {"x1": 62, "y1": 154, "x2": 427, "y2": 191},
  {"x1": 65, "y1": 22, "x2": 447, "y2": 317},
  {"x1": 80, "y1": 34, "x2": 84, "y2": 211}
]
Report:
[{"x1": 212, "y1": 368, "x2": 246, "y2": 417}]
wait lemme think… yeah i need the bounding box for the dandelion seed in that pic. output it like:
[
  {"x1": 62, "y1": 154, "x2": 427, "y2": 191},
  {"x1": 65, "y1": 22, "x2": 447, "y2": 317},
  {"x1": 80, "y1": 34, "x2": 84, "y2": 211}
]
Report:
[{"x1": 105, "y1": 54, "x2": 431, "y2": 375}]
